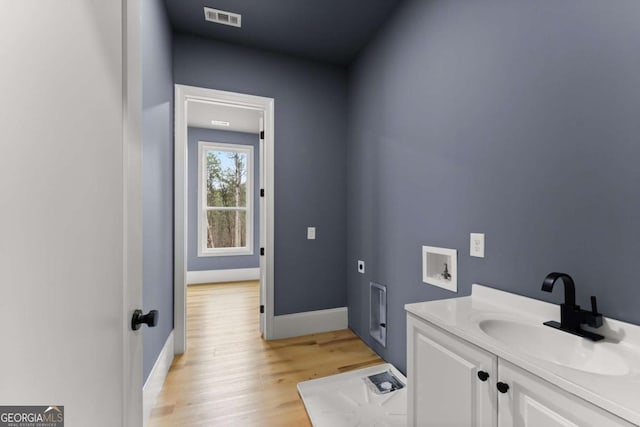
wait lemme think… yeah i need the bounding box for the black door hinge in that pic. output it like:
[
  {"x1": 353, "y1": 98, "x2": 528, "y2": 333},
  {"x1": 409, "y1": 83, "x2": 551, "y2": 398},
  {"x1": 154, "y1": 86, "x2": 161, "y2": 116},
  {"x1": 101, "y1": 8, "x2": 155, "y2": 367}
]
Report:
[
  {"x1": 260, "y1": 247, "x2": 265, "y2": 256},
  {"x1": 260, "y1": 189, "x2": 264, "y2": 197},
  {"x1": 260, "y1": 305, "x2": 265, "y2": 314},
  {"x1": 260, "y1": 130, "x2": 264, "y2": 140}
]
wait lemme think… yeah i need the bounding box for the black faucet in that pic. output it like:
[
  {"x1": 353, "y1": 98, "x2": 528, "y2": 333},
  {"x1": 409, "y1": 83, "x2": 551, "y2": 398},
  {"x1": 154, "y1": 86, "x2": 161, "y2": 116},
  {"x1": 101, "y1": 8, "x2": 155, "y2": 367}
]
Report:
[{"x1": 541, "y1": 272, "x2": 604, "y2": 341}]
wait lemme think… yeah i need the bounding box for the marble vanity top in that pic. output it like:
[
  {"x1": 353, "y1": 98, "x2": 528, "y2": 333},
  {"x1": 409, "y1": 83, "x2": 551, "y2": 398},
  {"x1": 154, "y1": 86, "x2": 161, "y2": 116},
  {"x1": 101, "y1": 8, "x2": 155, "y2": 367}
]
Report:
[{"x1": 405, "y1": 284, "x2": 640, "y2": 425}]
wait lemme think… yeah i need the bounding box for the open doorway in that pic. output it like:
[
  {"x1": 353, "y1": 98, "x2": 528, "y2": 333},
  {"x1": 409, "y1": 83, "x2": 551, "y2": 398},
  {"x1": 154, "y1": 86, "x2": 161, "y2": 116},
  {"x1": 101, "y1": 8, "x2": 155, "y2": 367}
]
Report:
[{"x1": 174, "y1": 85, "x2": 275, "y2": 354}]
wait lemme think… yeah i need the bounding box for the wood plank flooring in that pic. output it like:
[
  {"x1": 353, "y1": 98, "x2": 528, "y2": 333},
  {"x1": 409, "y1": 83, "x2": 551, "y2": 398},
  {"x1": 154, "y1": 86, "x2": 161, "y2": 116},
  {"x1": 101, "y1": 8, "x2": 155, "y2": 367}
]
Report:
[{"x1": 150, "y1": 281, "x2": 383, "y2": 426}]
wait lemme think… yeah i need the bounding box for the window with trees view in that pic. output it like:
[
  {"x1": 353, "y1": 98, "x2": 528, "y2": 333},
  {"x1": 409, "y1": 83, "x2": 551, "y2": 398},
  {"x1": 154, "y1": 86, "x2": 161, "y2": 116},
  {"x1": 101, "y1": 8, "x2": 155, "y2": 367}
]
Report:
[{"x1": 198, "y1": 141, "x2": 253, "y2": 256}]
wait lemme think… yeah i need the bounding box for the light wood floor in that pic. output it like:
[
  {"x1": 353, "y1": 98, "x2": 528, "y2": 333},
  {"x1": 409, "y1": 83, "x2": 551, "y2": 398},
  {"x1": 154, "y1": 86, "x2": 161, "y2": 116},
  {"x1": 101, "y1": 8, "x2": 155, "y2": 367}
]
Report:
[{"x1": 150, "y1": 281, "x2": 383, "y2": 426}]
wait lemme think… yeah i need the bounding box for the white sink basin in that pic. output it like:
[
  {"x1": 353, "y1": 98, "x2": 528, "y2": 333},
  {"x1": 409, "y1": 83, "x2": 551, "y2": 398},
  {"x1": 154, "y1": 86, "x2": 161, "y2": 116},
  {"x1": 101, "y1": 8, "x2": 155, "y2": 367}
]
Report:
[{"x1": 478, "y1": 318, "x2": 630, "y2": 376}]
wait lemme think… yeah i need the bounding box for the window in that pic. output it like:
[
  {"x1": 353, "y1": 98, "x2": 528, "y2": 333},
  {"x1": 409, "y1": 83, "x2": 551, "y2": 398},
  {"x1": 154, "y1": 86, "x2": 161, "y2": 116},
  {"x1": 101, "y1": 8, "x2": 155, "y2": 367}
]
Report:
[{"x1": 198, "y1": 141, "x2": 253, "y2": 256}]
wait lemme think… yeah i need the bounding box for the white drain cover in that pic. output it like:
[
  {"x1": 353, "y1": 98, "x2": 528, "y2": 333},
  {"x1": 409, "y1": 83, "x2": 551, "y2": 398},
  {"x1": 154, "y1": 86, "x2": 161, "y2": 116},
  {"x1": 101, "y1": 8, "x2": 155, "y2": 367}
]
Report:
[{"x1": 297, "y1": 363, "x2": 407, "y2": 427}]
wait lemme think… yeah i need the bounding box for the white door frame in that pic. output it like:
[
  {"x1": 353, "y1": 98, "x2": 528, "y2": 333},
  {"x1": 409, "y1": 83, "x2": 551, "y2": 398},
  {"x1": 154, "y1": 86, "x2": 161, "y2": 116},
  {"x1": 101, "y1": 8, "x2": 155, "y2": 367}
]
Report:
[
  {"x1": 174, "y1": 85, "x2": 275, "y2": 353},
  {"x1": 124, "y1": 0, "x2": 143, "y2": 424},
  {"x1": 259, "y1": 116, "x2": 266, "y2": 335}
]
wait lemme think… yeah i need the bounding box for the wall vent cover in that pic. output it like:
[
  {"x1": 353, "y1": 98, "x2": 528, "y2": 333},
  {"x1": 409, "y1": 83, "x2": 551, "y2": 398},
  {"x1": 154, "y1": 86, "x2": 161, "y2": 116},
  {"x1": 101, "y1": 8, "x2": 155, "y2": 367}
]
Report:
[
  {"x1": 204, "y1": 7, "x2": 242, "y2": 28},
  {"x1": 369, "y1": 282, "x2": 387, "y2": 347}
]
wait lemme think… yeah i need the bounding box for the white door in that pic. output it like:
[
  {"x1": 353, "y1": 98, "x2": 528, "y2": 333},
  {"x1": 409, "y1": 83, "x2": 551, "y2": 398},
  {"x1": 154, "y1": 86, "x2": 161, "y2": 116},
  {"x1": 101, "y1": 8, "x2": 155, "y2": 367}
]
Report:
[
  {"x1": 497, "y1": 360, "x2": 633, "y2": 427},
  {"x1": 407, "y1": 315, "x2": 497, "y2": 427},
  {"x1": 0, "y1": 2, "x2": 143, "y2": 426}
]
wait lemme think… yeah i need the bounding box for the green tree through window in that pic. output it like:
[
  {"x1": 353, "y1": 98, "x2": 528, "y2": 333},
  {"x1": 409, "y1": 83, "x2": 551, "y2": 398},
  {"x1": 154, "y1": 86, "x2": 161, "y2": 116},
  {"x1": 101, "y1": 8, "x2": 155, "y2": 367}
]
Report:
[{"x1": 199, "y1": 142, "x2": 253, "y2": 255}]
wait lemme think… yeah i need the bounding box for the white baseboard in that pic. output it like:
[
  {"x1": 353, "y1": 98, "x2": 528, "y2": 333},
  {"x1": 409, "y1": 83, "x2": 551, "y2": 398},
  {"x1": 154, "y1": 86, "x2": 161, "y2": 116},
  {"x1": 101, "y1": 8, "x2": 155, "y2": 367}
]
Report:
[
  {"x1": 271, "y1": 307, "x2": 348, "y2": 339},
  {"x1": 143, "y1": 330, "x2": 174, "y2": 427},
  {"x1": 187, "y1": 268, "x2": 260, "y2": 285}
]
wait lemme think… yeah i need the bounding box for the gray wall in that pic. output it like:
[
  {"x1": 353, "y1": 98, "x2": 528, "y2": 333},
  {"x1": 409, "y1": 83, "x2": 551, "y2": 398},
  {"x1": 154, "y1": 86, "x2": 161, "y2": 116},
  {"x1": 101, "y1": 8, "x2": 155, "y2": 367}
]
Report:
[
  {"x1": 347, "y1": 0, "x2": 640, "y2": 373},
  {"x1": 188, "y1": 127, "x2": 260, "y2": 271},
  {"x1": 174, "y1": 34, "x2": 349, "y2": 315},
  {"x1": 142, "y1": 0, "x2": 174, "y2": 381}
]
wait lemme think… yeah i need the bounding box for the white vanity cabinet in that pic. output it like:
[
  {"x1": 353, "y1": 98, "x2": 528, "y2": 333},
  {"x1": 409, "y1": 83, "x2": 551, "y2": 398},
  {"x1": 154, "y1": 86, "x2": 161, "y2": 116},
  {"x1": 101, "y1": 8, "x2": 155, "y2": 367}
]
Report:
[
  {"x1": 498, "y1": 359, "x2": 634, "y2": 427},
  {"x1": 407, "y1": 313, "x2": 635, "y2": 427},
  {"x1": 407, "y1": 313, "x2": 497, "y2": 426}
]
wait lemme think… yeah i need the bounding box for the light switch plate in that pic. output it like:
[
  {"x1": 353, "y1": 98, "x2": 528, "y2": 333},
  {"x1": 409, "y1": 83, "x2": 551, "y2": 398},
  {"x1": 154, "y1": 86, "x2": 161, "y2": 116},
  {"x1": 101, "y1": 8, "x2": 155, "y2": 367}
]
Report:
[
  {"x1": 307, "y1": 227, "x2": 316, "y2": 240},
  {"x1": 470, "y1": 233, "x2": 485, "y2": 258},
  {"x1": 357, "y1": 260, "x2": 365, "y2": 274}
]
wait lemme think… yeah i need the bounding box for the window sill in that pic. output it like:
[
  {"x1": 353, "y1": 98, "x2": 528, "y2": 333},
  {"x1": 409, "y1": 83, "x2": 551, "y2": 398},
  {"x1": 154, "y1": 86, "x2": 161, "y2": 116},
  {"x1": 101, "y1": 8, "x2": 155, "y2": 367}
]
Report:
[{"x1": 198, "y1": 249, "x2": 254, "y2": 257}]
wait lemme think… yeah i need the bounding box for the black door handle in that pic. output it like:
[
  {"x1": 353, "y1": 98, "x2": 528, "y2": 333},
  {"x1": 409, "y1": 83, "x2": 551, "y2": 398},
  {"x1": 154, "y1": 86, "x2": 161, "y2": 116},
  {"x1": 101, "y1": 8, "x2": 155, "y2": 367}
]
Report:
[
  {"x1": 477, "y1": 371, "x2": 489, "y2": 382},
  {"x1": 131, "y1": 309, "x2": 158, "y2": 330},
  {"x1": 497, "y1": 382, "x2": 510, "y2": 393}
]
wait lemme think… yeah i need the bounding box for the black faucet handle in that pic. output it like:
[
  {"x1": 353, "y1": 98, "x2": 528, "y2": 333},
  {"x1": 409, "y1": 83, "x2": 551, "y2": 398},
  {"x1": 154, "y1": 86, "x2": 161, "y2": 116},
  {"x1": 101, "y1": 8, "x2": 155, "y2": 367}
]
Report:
[
  {"x1": 588, "y1": 296, "x2": 604, "y2": 328},
  {"x1": 590, "y1": 296, "x2": 599, "y2": 314}
]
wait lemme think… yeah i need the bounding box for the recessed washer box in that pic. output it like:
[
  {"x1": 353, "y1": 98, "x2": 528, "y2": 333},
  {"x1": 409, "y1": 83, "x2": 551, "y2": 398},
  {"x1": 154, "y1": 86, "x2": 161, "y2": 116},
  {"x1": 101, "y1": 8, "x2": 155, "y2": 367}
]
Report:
[{"x1": 422, "y1": 246, "x2": 457, "y2": 292}]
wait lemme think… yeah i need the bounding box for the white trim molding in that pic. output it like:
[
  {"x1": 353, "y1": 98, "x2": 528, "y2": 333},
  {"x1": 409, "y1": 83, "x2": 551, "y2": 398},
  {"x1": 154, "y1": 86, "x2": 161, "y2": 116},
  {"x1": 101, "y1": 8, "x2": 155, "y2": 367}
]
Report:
[
  {"x1": 143, "y1": 331, "x2": 174, "y2": 427},
  {"x1": 175, "y1": 85, "x2": 275, "y2": 353},
  {"x1": 187, "y1": 268, "x2": 260, "y2": 285},
  {"x1": 272, "y1": 307, "x2": 348, "y2": 340},
  {"x1": 197, "y1": 141, "x2": 254, "y2": 257}
]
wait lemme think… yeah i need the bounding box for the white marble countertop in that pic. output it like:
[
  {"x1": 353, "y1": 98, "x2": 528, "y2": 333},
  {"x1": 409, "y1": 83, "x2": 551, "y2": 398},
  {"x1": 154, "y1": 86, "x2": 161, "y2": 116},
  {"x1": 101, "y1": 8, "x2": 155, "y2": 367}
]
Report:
[{"x1": 405, "y1": 284, "x2": 640, "y2": 425}]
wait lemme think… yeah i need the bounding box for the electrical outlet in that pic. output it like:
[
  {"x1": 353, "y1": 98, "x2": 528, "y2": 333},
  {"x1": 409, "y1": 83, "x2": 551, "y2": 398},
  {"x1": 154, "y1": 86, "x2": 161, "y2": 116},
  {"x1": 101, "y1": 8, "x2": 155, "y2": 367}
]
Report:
[
  {"x1": 470, "y1": 233, "x2": 485, "y2": 258},
  {"x1": 357, "y1": 260, "x2": 365, "y2": 274}
]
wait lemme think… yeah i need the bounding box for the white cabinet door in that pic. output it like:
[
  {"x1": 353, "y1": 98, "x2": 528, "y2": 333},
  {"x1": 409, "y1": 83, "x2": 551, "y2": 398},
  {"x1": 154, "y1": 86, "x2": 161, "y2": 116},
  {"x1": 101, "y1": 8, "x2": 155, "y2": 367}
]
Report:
[
  {"x1": 407, "y1": 314, "x2": 498, "y2": 427},
  {"x1": 498, "y1": 360, "x2": 634, "y2": 427}
]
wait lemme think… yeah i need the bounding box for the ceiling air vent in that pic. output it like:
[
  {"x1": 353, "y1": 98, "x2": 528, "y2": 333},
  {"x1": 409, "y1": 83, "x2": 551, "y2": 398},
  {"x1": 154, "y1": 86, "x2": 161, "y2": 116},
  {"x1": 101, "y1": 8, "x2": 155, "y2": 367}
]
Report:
[{"x1": 204, "y1": 7, "x2": 242, "y2": 28}]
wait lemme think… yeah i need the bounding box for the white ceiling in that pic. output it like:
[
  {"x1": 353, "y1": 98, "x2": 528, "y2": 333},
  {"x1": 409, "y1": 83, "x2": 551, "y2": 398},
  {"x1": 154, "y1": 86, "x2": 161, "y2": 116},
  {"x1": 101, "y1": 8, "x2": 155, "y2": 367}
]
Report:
[{"x1": 187, "y1": 100, "x2": 262, "y2": 134}]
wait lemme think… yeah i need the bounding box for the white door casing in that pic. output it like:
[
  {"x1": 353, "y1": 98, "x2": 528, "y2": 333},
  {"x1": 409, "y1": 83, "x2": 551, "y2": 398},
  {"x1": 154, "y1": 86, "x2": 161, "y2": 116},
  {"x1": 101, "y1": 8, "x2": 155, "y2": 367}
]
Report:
[
  {"x1": 124, "y1": 0, "x2": 144, "y2": 425},
  {"x1": 0, "y1": 1, "x2": 143, "y2": 425},
  {"x1": 174, "y1": 85, "x2": 276, "y2": 354},
  {"x1": 259, "y1": 117, "x2": 266, "y2": 335}
]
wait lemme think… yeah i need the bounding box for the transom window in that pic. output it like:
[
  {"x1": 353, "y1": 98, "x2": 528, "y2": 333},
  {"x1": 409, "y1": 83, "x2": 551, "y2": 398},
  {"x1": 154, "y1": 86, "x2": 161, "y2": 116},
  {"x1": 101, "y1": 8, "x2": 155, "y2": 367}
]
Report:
[{"x1": 198, "y1": 141, "x2": 253, "y2": 256}]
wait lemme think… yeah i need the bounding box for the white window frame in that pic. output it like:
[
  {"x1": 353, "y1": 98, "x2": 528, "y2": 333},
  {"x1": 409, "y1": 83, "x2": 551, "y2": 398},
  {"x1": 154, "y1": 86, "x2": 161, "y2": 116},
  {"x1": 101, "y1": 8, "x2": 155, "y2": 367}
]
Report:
[{"x1": 197, "y1": 141, "x2": 254, "y2": 257}]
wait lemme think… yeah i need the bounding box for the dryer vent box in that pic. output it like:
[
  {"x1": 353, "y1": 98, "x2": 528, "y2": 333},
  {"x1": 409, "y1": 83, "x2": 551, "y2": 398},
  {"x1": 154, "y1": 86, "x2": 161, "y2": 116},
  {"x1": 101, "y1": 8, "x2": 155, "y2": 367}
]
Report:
[{"x1": 369, "y1": 282, "x2": 387, "y2": 347}]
